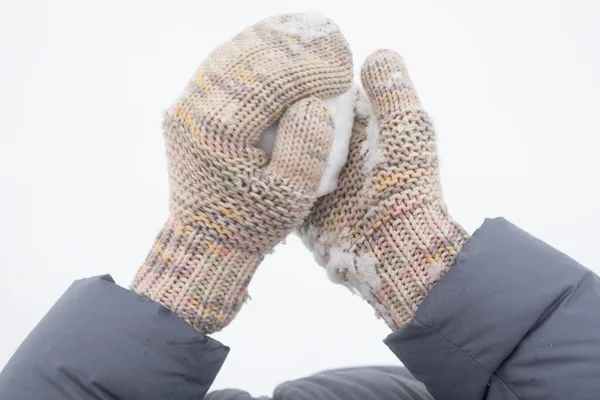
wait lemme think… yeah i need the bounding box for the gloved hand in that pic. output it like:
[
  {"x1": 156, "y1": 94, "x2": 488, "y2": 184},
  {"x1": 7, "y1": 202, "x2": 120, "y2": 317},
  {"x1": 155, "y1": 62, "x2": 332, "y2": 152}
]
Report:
[
  {"x1": 131, "y1": 14, "x2": 353, "y2": 334},
  {"x1": 300, "y1": 50, "x2": 469, "y2": 331}
]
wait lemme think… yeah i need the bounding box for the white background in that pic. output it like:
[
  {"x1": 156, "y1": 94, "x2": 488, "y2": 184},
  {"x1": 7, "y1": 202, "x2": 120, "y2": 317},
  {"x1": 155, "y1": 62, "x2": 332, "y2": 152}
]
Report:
[{"x1": 1, "y1": 0, "x2": 599, "y2": 396}]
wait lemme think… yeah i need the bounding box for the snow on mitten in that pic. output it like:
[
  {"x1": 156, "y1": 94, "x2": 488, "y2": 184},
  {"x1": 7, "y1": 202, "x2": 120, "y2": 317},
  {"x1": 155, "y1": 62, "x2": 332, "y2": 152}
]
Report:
[
  {"x1": 300, "y1": 50, "x2": 469, "y2": 330},
  {"x1": 131, "y1": 14, "x2": 353, "y2": 334}
]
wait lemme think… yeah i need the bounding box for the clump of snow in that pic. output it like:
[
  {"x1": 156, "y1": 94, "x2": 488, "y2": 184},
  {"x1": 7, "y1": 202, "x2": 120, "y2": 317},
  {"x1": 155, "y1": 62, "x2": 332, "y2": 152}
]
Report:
[
  {"x1": 428, "y1": 260, "x2": 446, "y2": 284},
  {"x1": 268, "y1": 13, "x2": 338, "y2": 44},
  {"x1": 354, "y1": 87, "x2": 372, "y2": 119},
  {"x1": 324, "y1": 248, "x2": 382, "y2": 300},
  {"x1": 298, "y1": 226, "x2": 348, "y2": 267},
  {"x1": 258, "y1": 86, "x2": 357, "y2": 197},
  {"x1": 316, "y1": 86, "x2": 356, "y2": 196},
  {"x1": 390, "y1": 71, "x2": 406, "y2": 85},
  {"x1": 326, "y1": 247, "x2": 355, "y2": 284},
  {"x1": 300, "y1": 224, "x2": 384, "y2": 304},
  {"x1": 355, "y1": 252, "x2": 380, "y2": 289},
  {"x1": 219, "y1": 100, "x2": 239, "y2": 124}
]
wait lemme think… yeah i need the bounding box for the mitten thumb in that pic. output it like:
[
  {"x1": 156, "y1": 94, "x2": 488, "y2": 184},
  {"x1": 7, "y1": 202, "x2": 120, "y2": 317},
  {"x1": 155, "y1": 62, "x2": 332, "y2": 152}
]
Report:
[
  {"x1": 265, "y1": 97, "x2": 334, "y2": 196},
  {"x1": 361, "y1": 49, "x2": 422, "y2": 120}
]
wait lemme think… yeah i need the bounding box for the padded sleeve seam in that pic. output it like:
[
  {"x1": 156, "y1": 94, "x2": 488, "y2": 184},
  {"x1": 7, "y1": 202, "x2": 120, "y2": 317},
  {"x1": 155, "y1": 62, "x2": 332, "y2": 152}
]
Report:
[{"x1": 410, "y1": 316, "x2": 521, "y2": 400}]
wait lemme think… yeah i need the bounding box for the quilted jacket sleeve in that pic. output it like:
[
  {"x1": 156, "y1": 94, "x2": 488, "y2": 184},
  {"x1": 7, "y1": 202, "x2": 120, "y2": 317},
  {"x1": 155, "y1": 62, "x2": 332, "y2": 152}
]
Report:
[
  {"x1": 0, "y1": 275, "x2": 229, "y2": 399},
  {"x1": 385, "y1": 218, "x2": 600, "y2": 400}
]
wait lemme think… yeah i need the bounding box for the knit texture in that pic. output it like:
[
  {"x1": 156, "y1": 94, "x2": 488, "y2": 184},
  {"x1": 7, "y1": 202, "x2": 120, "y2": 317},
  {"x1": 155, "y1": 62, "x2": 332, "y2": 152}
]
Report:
[
  {"x1": 131, "y1": 14, "x2": 353, "y2": 334},
  {"x1": 300, "y1": 50, "x2": 469, "y2": 331}
]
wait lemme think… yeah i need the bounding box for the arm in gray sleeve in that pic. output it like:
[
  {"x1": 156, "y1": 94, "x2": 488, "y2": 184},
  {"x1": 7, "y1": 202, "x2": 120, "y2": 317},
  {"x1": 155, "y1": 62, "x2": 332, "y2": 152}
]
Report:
[
  {"x1": 0, "y1": 275, "x2": 229, "y2": 400},
  {"x1": 385, "y1": 217, "x2": 600, "y2": 400}
]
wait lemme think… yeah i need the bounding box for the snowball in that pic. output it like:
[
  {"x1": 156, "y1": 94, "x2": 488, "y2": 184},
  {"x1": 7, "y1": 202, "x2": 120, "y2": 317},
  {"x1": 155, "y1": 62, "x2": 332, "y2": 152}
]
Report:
[{"x1": 258, "y1": 86, "x2": 356, "y2": 197}]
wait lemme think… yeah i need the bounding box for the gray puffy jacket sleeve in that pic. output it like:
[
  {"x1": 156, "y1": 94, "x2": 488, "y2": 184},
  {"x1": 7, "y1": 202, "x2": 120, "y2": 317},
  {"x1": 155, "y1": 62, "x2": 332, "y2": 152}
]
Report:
[
  {"x1": 0, "y1": 274, "x2": 229, "y2": 399},
  {"x1": 385, "y1": 217, "x2": 600, "y2": 399},
  {"x1": 2, "y1": 218, "x2": 599, "y2": 400}
]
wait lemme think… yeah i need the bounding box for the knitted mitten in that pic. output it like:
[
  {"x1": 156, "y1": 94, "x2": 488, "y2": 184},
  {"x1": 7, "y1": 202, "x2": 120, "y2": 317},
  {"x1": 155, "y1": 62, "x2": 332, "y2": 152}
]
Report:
[
  {"x1": 300, "y1": 50, "x2": 469, "y2": 331},
  {"x1": 131, "y1": 14, "x2": 353, "y2": 334}
]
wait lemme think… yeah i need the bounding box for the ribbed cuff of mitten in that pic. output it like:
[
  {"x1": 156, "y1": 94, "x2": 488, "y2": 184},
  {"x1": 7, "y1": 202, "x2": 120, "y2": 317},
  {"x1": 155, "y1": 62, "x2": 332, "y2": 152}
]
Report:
[
  {"x1": 130, "y1": 215, "x2": 263, "y2": 334},
  {"x1": 375, "y1": 203, "x2": 470, "y2": 331}
]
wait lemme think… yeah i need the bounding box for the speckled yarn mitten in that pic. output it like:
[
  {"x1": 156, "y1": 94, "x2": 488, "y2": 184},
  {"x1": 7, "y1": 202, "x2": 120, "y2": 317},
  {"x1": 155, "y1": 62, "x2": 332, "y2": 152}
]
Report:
[
  {"x1": 300, "y1": 50, "x2": 469, "y2": 331},
  {"x1": 131, "y1": 14, "x2": 353, "y2": 334}
]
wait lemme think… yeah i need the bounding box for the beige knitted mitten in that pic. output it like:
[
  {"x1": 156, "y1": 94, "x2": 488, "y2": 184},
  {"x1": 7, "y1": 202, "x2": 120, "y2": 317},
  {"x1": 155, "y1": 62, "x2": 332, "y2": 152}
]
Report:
[
  {"x1": 131, "y1": 14, "x2": 353, "y2": 334},
  {"x1": 300, "y1": 50, "x2": 469, "y2": 331}
]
